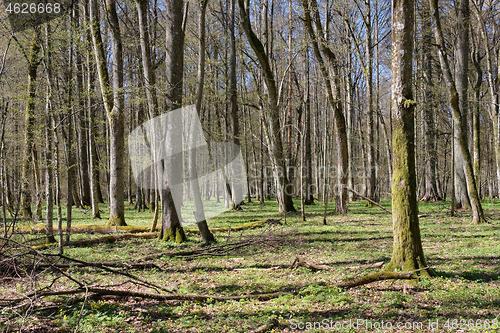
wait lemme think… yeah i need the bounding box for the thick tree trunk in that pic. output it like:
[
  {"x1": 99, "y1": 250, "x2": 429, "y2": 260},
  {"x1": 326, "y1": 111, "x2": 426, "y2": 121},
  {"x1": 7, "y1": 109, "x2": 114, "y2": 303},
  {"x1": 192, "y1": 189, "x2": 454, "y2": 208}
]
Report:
[
  {"x1": 385, "y1": 0, "x2": 430, "y2": 277},
  {"x1": 430, "y1": 0, "x2": 485, "y2": 224}
]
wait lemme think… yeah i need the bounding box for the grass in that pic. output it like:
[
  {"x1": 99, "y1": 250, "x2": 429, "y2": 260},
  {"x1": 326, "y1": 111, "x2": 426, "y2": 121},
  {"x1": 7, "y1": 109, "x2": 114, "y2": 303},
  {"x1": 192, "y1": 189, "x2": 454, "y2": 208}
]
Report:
[{"x1": 1, "y1": 197, "x2": 499, "y2": 332}]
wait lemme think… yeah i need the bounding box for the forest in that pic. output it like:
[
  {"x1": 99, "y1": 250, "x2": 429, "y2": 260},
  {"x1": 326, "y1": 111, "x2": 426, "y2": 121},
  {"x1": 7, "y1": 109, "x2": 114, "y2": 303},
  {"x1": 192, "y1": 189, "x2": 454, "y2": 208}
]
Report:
[{"x1": 0, "y1": 0, "x2": 499, "y2": 331}]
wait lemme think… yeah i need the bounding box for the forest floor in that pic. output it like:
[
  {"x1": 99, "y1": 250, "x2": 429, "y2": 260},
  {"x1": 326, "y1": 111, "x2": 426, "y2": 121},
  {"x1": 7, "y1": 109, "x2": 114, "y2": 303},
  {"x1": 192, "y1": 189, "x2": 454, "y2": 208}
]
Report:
[{"x1": 1, "y1": 198, "x2": 499, "y2": 332}]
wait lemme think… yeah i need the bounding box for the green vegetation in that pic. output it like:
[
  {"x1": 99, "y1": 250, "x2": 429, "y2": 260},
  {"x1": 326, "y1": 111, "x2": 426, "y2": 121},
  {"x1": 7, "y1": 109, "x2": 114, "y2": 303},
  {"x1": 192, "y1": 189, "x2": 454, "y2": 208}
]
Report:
[{"x1": 2, "y1": 199, "x2": 499, "y2": 332}]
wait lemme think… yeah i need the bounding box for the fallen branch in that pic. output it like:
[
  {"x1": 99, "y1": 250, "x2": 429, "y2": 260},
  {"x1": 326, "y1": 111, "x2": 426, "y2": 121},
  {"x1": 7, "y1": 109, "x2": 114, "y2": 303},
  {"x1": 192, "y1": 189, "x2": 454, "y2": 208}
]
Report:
[
  {"x1": 3, "y1": 287, "x2": 295, "y2": 306},
  {"x1": 290, "y1": 256, "x2": 334, "y2": 271},
  {"x1": 346, "y1": 261, "x2": 385, "y2": 270},
  {"x1": 336, "y1": 267, "x2": 430, "y2": 290},
  {"x1": 344, "y1": 187, "x2": 392, "y2": 214}
]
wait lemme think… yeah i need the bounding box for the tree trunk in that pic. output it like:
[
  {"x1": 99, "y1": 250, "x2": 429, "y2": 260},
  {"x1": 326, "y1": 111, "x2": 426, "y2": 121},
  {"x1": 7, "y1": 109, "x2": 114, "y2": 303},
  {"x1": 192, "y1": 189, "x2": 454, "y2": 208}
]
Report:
[
  {"x1": 44, "y1": 25, "x2": 56, "y2": 244},
  {"x1": 365, "y1": 0, "x2": 377, "y2": 204},
  {"x1": 105, "y1": 0, "x2": 126, "y2": 226},
  {"x1": 302, "y1": 0, "x2": 349, "y2": 214},
  {"x1": 420, "y1": 0, "x2": 440, "y2": 201},
  {"x1": 192, "y1": 0, "x2": 215, "y2": 244},
  {"x1": 430, "y1": 0, "x2": 485, "y2": 224},
  {"x1": 238, "y1": 0, "x2": 296, "y2": 213},
  {"x1": 162, "y1": 0, "x2": 187, "y2": 242},
  {"x1": 385, "y1": 0, "x2": 430, "y2": 277},
  {"x1": 20, "y1": 32, "x2": 42, "y2": 220}
]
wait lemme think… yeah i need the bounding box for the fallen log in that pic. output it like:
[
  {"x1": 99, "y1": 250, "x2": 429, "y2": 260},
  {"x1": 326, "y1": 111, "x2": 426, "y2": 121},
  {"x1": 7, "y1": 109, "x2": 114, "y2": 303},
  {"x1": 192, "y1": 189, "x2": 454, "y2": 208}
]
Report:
[{"x1": 25, "y1": 219, "x2": 270, "y2": 238}]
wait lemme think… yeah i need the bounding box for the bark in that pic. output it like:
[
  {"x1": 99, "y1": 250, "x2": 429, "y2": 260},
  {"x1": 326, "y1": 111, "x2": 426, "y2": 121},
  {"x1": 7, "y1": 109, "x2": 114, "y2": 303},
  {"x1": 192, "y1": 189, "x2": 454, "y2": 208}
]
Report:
[
  {"x1": 365, "y1": 0, "x2": 377, "y2": 203},
  {"x1": 105, "y1": 0, "x2": 126, "y2": 226},
  {"x1": 228, "y1": 0, "x2": 243, "y2": 210},
  {"x1": 44, "y1": 25, "x2": 55, "y2": 244},
  {"x1": 238, "y1": 0, "x2": 296, "y2": 213},
  {"x1": 161, "y1": 0, "x2": 187, "y2": 242},
  {"x1": 20, "y1": 32, "x2": 42, "y2": 220},
  {"x1": 89, "y1": 0, "x2": 126, "y2": 226},
  {"x1": 385, "y1": 0, "x2": 430, "y2": 277},
  {"x1": 191, "y1": 0, "x2": 215, "y2": 243},
  {"x1": 429, "y1": 0, "x2": 485, "y2": 224},
  {"x1": 303, "y1": 43, "x2": 314, "y2": 205},
  {"x1": 84, "y1": 0, "x2": 101, "y2": 220},
  {"x1": 420, "y1": 0, "x2": 440, "y2": 201},
  {"x1": 135, "y1": 0, "x2": 160, "y2": 231}
]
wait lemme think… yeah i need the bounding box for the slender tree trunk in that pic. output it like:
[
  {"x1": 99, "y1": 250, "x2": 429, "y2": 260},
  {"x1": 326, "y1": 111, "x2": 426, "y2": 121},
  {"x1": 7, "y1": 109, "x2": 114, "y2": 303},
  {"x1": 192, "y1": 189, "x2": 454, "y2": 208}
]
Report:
[
  {"x1": 20, "y1": 32, "x2": 42, "y2": 220},
  {"x1": 385, "y1": 0, "x2": 430, "y2": 276},
  {"x1": 44, "y1": 25, "x2": 55, "y2": 244},
  {"x1": 421, "y1": 0, "x2": 440, "y2": 201},
  {"x1": 238, "y1": 0, "x2": 296, "y2": 213},
  {"x1": 191, "y1": 0, "x2": 215, "y2": 243},
  {"x1": 302, "y1": 0, "x2": 349, "y2": 214},
  {"x1": 365, "y1": 0, "x2": 377, "y2": 204},
  {"x1": 430, "y1": 0, "x2": 485, "y2": 224},
  {"x1": 161, "y1": 0, "x2": 187, "y2": 242}
]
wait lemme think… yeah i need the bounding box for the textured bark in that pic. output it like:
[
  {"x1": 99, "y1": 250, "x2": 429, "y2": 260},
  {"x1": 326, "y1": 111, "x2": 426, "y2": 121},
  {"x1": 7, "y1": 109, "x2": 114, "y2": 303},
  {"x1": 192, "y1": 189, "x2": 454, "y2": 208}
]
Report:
[
  {"x1": 385, "y1": 0, "x2": 430, "y2": 277},
  {"x1": 90, "y1": 0, "x2": 126, "y2": 226},
  {"x1": 365, "y1": 0, "x2": 377, "y2": 203},
  {"x1": 430, "y1": 0, "x2": 485, "y2": 224},
  {"x1": 105, "y1": 0, "x2": 126, "y2": 226},
  {"x1": 192, "y1": 0, "x2": 215, "y2": 244},
  {"x1": 238, "y1": 0, "x2": 296, "y2": 213},
  {"x1": 302, "y1": 0, "x2": 349, "y2": 214},
  {"x1": 83, "y1": 1, "x2": 100, "y2": 219},
  {"x1": 420, "y1": 0, "x2": 440, "y2": 201},
  {"x1": 303, "y1": 42, "x2": 314, "y2": 205},
  {"x1": 44, "y1": 26, "x2": 55, "y2": 244},
  {"x1": 20, "y1": 33, "x2": 42, "y2": 219},
  {"x1": 161, "y1": 0, "x2": 187, "y2": 242}
]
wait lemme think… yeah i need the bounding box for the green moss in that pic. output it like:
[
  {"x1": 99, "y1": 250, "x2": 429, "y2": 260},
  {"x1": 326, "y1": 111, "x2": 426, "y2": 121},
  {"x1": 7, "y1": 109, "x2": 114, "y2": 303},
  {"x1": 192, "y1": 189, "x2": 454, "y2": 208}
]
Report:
[{"x1": 107, "y1": 214, "x2": 127, "y2": 226}]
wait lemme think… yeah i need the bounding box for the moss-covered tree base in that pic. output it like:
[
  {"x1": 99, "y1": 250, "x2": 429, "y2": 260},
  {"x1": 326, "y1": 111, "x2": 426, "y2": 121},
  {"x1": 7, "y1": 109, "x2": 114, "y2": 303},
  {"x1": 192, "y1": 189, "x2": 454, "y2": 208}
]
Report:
[
  {"x1": 162, "y1": 226, "x2": 187, "y2": 243},
  {"x1": 384, "y1": 259, "x2": 432, "y2": 285},
  {"x1": 107, "y1": 215, "x2": 127, "y2": 226}
]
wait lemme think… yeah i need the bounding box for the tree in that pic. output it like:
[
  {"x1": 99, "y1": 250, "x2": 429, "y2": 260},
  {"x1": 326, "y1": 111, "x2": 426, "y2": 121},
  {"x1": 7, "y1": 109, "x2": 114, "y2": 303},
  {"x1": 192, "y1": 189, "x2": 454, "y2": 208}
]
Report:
[
  {"x1": 384, "y1": 0, "x2": 430, "y2": 276},
  {"x1": 238, "y1": 0, "x2": 296, "y2": 213},
  {"x1": 89, "y1": 0, "x2": 127, "y2": 226},
  {"x1": 429, "y1": 0, "x2": 486, "y2": 224},
  {"x1": 191, "y1": 0, "x2": 216, "y2": 243},
  {"x1": 302, "y1": 0, "x2": 349, "y2": 214},
  {"x1": 20, "y1": 31, "x2": 42, "y2": 220},
  {"x1": 420, "y1": 0, "x2": 440, "y2": 201},
  {"x1": 161, "y1": 0, "x2": 187, "y2": 242}
]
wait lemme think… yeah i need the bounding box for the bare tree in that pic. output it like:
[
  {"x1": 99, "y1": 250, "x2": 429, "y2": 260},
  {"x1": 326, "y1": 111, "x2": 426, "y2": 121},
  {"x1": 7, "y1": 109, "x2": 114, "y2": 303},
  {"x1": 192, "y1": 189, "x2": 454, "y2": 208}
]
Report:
[
  {"x1": 429, "y1": 0, "x2": 485, "y2": 224},
  {"x1": 385, "y1": 0, "x2": 430, "y2": 275}
]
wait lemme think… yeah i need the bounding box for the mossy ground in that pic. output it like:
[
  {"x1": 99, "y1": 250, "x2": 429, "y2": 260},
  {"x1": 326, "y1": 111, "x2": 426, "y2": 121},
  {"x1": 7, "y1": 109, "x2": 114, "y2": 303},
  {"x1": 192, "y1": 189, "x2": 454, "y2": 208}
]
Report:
[{"x1": 1, "y1": 198, "x2": 499, "y2": 332}]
